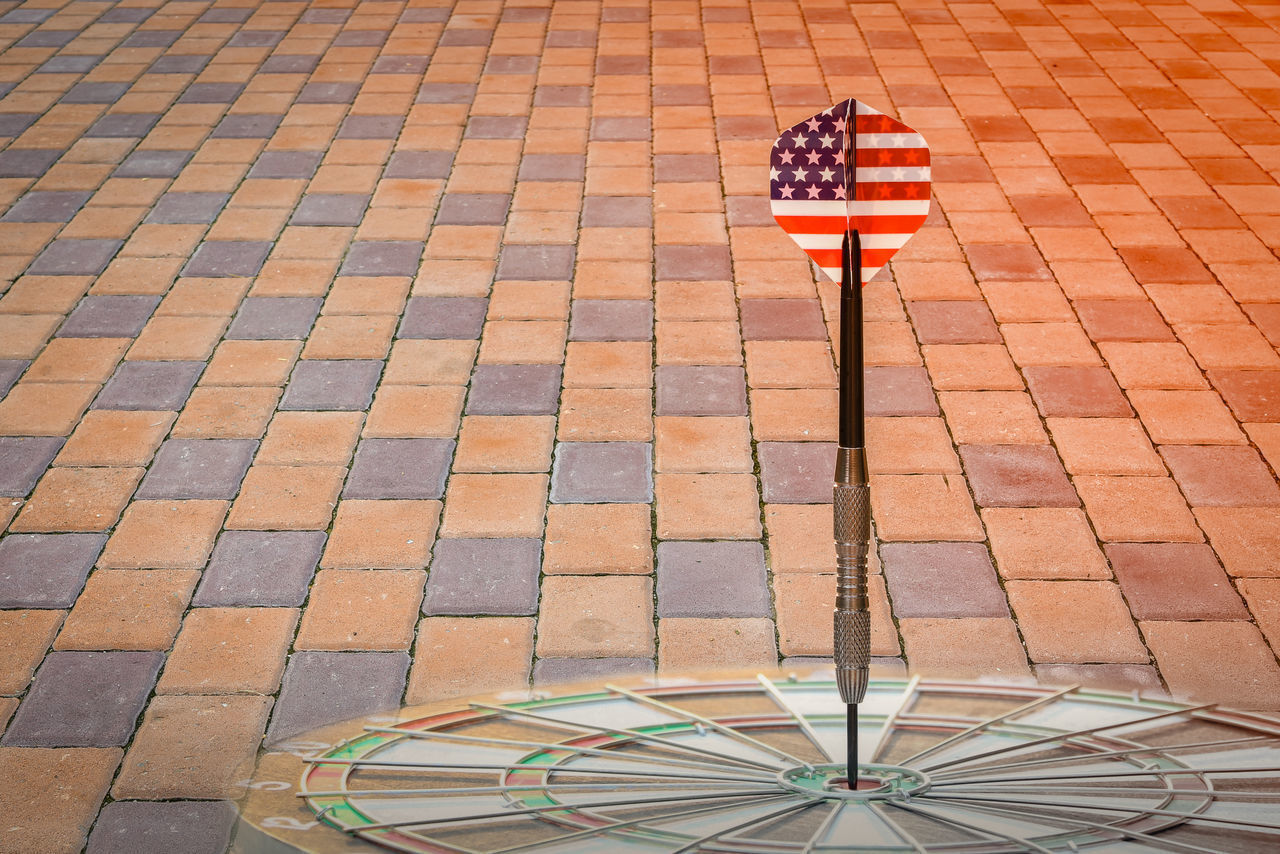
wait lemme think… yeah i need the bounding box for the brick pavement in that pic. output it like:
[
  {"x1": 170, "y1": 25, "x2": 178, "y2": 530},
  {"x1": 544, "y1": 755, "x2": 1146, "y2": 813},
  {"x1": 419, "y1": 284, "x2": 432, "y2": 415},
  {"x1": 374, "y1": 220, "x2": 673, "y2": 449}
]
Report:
[{"x1": 1, "y1": 0, "x2": 1279, "y2": 849}]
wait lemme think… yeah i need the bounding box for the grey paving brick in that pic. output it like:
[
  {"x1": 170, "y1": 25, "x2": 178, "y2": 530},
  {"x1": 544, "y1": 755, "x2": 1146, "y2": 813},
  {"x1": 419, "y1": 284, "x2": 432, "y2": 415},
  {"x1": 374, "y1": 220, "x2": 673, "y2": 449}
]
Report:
[
  {"x1": 758, "y1": 442, "x2": 835, "y2": 503},
  {"x1": 485, "y1": 55, "x2": 539, "y2": 74},
  {"x1": 590, "y1": 117, "x2": 652, "y2": 140},
  {"x1": 225, "y1": 297, "x2": 322, "y2": 340},
  {"x1": 0, "y1": 149, "x2": 60, "y2": 178},
  {"x1": 550, "y1": 442, "x2": 653, "y2": 503},
  {"x1": 865, "y1": 366, "x2": 939, "y2": 417},
  {"x1": 136, "y1": 439, "x2": 257, "y2": 500},
  {"x1": 423, "y1": 538, "x2": 541, "y2": 615},
  {"x1": 0, "y1": 436, "x2": 64, "y2": 496},
  {"x1": 60, "y1": 82, "x2": 129, "y2": 104},
  {"x1": 654, "y1": 245, "x2": 732, "y2": 281},
  {"x1": 517, "y1": 154, "x2": 585, "y2": 181},
  {"x1": 399, "y1": 297, "x2": 487, "y2": 339},
  {"x1": 86, "y1": 113, "x2": 160, "y2": 137},
  {"x1": 344, "y1": 438, "x2": 454, "y2": 500},
  {"x1": 465, "y1": 116, "x2": 527, "y2": 139},
  {"x1": 496, "y1": 244, "x2": 575, "y2": 280},
  {"x1": 94, "y1": 361, "x2": 203, "y2": 411},
  {"x1": 373, "y1": 55, "x2": 431, "y2": 74},
  {"x1": 0, "y1": 113, "x2": 37, "y2": 135},
  {"x1": 440, "y1": 28, "x2": 493, "y2": 47},
  {"x1": 249, "y1": 150, "x2": 322, "y2": 179},
  {"x1": 182, "y1": 241, "x2": 271, "y2": 277},
  {"x1": 569, "y1": 300, "x2": 653, "y2": 341},
  {"x1": 0, "y1": 360, "x2": 27, "y2": 399},
  {"x1": 149, "y1": 55, "x2": 210, "y2": 73},
  {"x1": 100, "y1": 6, "x2": 153, "y2": 22},
  {"x1": 229, "y1": 29, "x2": 284, "y2": 47},
  {"x1": 199, "y1": 7, "x2": 251, "y2": 22},
  {"x1": 656, "y1": 366, "x2": 747, "y2": 416},
  {"x1": 2, "y1": 651, "x2": 163, "y2": 747},
  {"x1": 266, "y1": 651, "x2": 409, "y2": 745},
  {"x1": 290, "y1": 194, "x2": 369, "y2": 226},
  {"x1": 334, "y1": 30, "x2": 387, "y2": 47},
  {"x1": 656, "y1": 541, "x2": 769, "y2": 617},
  {"x1": 38, "y1": 55, "x2": 103, "y2": 72},
  {"x1": 882, "y1": 542, "x2": 1009, "y2": 618},
  {"x1": 113, "y1": 150, "x2": 191, "y2": 178},
  {"x1": 654, "y1": 154, "x2": 719, "y2": 182},
  {"x1": 466, "y1": 364, "x2": 562, "y2": 415},
  {"x1": 211, "y1": 113, "x2": 282, "y2": 138},
  {"x1": 280, "y1": 360, "x2": 382, "y2": 411},
  {"x1": 18, "y1": 29, "x2": 78, "y2": 47},
  {"x1": 28, "y1": 239, "x2": 121, "y2": 275},
  {"x1": 416, "y1": 83, "x2": 478, "y2": 104},
  {"x1": 533, "y1": 658, "x2": 654, "y2": 684},
  {"x1": 726, "y1": 196, "x2": 774, "y2": 226},
  {"x1": 297, "y1": 82, "x2": 359, "y2": 103},
  {"x1": 436, "y1": 193, "x2": 511, "y2": 226},
  {"x1": 339, "y1": 115, "x2": 403, "y2": 139},
  {"x1": 59, "y1": 295, "x2": 160, "y2": 338},
  {"x1": 959, "y1": 444, "x2": 1079, "y2": 508},
  {"x1": 260, "y1": 55, "x2": 318, "y2": 73},
  {"x1": 193, "y1": 531, "x2": 326, "y2": 607},
  {"x1": 177, "y1": 82, "x2": 244, "y2": 104},
  {"x1": 385, "y1": 150, "x2": 453, "y2": 178},
  {"x1": 739, "y1": 299, "x2": 827, "y2": 340},
  {"x1": 1, "y1": 191, "x2": 92, "y2": 222},
  {"x1": 0, "y1": 533, "x2": 106, "y2": 608},
  {"x1": 339, "y1": 241, "x2": 422, "y2": 276},
  {"x1": 581, "y1": 196, "x2": 652, "y2": 227},
  {"x1": 122, "y1": 30, "x2": 179, "y2": 47}
]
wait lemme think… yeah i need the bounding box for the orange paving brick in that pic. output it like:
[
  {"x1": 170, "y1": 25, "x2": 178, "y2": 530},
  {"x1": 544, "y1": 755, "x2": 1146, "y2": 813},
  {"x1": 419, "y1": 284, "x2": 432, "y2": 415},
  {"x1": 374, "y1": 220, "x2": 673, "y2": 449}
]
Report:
[
  {"x1": 1193, "y1": 507, "x2": 1280, "y2": 578},
  {"x1": 1006, "y1": 581, "x2": 1147, "y2": 664},
  {"x1": 870, "y1": 474, "x2": 985, "y2": 542},
  {"x1": 201, "y1": 339, "x2": 301, "y2": 387},
  {"x1": 11, "y1": 466, "x2": 143, "y2": 533},
  {"x1": 157, "y1": 608, "x2": 298, "y2": 695},
  {"x1": 55, "y1": 410, "x2": 174, "y2": 467},
  {"x1": 557, "y1": 388, "x2": 653, "y2": 441},
  {"x1": 654, "y1": 416, "x2": 753, "y2": 473},
  {"x1": 406, "y1": 617, "x2": 535, "y2": 704},
  {"x1": 25, "y1": 338, "x2": 129, "y2": 383},
  {"x1": 0, "y1": 747, "x2": 121, "y2": 854},
  {"x1": 749, "y1": 389, "x2": 838, "y2": 441},
  {"x1": 1076, "y1": 476, "x2": 1203, "y2": 543},
  {"x1": 488, "y1": 281, "x2": 571, "y2": 321},
  {"x1": 295, "y1": 570, "x2": 425, "y2": 651},
  {"x1": 939, "y1": 391, "x2": 1049, "y2": 444},
  {"x1": 0, "y1": 609, "x2": 64, "y2": 694},
  {"x1": 112, "y1": 694, "x2": 273, "y2": 800},
  {"x1": 899, "y1": 618, "x2": 1033, "y2": 680},
  {"x1": 655, "y1": 473, "x2": 762, "y2": 540},
  {"x1": 923, "y1": 344, "x2": 1023, "y2": 391},
  {"x1": 0, "y1": 314, "x2": 60, "y2": 360},
  {"x1": 128, "y1": 316, "x2": 228, "y2": 361},
  {"x1": 99, "y1": 500, "x2": 227, "y2": 569},
  {"x1": 156, "y1": 278, "x2": 251, "y2": 317},
  {"x1": 655, "y1": 320, "x2": 742, "y2": 365},
  {"x1": 562, "y1": 341, "x2": 653, "y2": 388},
  {"x1": 983, "y1": 508, "x2": 1110, "y2": 580},
  {"x1": 775, "y1": 574, "x2": 898, "y2": 658},
  {"x1": 441, "y1": 474, "x2": 548, "y2": 538},
  {"x1": 543, "y1": 503, "x2": 653, "y2": 575},
  {"x1": 256, "y1": 412, "x2": 363, "y2": 465},
  {"x1": 865, "y1": 417, "x2": 962, "y2": 474},
  {"x1": 323, "y1": 277, "x2": 411, "y2": 316},
  {"x1": 170, "y1": 387, "x2": 281, "y2": 439},
  {"x1": 383, "y1": 339, "x2": 477, "y2": 385},
  {"x1": 658, "y1": 618, "x2": 778, "y2": 672},
  {"x1": 322, "y1": 500, "x2": 442, "y2": 570},
  {"x1": 536, "y1": 576, "x2": 654, "y2": 658},
  {"x1": 1128, "y1": 390, "x2": 1247, "y2": 444},
  {"x1": 0, "y1": 383, "x2": 99, "y2": 436},
  {"x1": 1142, "y1": 621, "x2": 1280, "y2": 709},
  {"x1": 226, "y1": 465, "x2": 345, "y2": 531},
  {"x1": 655, "y1": 281, "x2": 738, "y2": 322},
  {"x1": 364, "y1": 385, "x2": 465, "y2": 438},
  {"x1": 55, "y1": 570, "x2": 199, "y2": 651},
  {"x1": 1046, "y1": 417, "x2": 1164, "y2": 475},
  {"x1": 743, "y1": 340, "x2": 837, "y2": 388},
  {"x1": 301, "y1": 315, "x2": 397, "y2": 360},
  {"x1": 1097, "y1": 342, "x2": 1209, "y2": 390},
  {"x1": 454, "y1": 415, "x2": 555, "y2": 473}
]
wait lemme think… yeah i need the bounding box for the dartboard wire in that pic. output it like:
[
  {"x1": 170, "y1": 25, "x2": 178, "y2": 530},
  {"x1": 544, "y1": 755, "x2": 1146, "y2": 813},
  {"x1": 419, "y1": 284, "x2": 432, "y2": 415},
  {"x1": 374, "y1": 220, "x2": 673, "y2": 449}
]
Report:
[
  {"x1": 917, "y1": 702, "x2": 1218, "y2": 773},
  {"x1": 345, "y1": 788, "x2": 804, "y2": 832},
  {"x1": 926, "y1": 765, "x2": 1280, "y2": 787},
  {"x1": 907, "y1": 792, "x2": 1232, "y2": 854},
  {"x1": 756, "y1": 674, "x2": 835, "y2": 763},
  {"x1": 468, "y1": 701, "x2": 785, "y2": 774},
  {"x1": 882, "y1": 798, "x2": 1059, "y2": 854},
  {"x1": 299, "y1": 781, "x2": 787, "y2": 799},
  {"x1": 924, "y1": 735, "x2": 1274, "y2": 781},
  {"x1": 951, "y1": 784, "x2": 1280, "y2": 802},
  {"x1": 606, "y1": 684, "x2": 813, "y2": 770},
  {"x1": 487, "y1": 794, "x2": 803, "y2": 854},
  {"x1": 926, "y1": 792, "x2": 1280, "y2": 833},
  {"x1": 867, "y1": 675, "x2": 922, "y2": 764},
  {"x1": 357, "y1": 725, "x2": 787, "y2": 780},
  {"x1": 897, "y1": 684, "x2": 1078, "y2": 766},
  {"x1": 669, "y1": 799, "x2": 822, "y2": 854},
  {"x1": 803, "y1": 801, "x2": 929, "y2": 854},
  {"x1": 304, "y1": 757, "x2": 782, "y2": 785}
]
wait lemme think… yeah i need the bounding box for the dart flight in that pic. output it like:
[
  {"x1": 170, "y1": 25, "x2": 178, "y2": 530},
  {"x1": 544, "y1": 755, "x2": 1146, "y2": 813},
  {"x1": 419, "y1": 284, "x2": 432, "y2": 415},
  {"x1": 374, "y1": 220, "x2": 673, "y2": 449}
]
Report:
[{"x1": 770, "y1": 97, "x2": 931, "y2": 285}]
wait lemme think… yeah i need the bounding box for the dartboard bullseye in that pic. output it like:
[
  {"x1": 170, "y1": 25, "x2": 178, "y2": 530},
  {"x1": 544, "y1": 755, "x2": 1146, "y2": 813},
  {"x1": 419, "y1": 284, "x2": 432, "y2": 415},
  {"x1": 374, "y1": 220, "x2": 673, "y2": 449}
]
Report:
[{"x1": 233, "y1": 674, "x2": 1280, "y2": 854}]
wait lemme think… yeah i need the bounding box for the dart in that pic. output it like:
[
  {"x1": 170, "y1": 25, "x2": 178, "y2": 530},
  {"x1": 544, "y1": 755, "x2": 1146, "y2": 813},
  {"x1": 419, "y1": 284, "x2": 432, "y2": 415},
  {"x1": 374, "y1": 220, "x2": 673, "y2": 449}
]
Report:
[{"x1": 769, "y1": 98, "x2": 932, "y2": 780}]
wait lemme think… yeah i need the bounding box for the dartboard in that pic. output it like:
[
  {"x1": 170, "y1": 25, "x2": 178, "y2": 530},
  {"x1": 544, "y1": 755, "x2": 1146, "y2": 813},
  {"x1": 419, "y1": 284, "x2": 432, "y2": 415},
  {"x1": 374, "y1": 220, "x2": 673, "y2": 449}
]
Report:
[{"x1": 235, "y1": 675, "x2": 1280, "y2": 853}]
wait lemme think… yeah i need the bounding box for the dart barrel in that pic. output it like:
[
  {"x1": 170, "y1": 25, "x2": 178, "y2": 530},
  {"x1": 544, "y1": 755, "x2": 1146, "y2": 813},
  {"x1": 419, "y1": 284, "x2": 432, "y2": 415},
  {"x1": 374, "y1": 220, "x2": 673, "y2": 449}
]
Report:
[{"x1": 834, "y1": 446, "x2": 870, "y2": 705}]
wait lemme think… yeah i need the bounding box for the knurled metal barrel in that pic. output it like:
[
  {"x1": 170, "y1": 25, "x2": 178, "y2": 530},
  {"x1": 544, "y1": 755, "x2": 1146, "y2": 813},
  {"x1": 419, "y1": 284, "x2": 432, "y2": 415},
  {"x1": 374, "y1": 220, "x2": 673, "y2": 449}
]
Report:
[{"x1": 834, "y1": 447, "x2": 870, "y2": 705}]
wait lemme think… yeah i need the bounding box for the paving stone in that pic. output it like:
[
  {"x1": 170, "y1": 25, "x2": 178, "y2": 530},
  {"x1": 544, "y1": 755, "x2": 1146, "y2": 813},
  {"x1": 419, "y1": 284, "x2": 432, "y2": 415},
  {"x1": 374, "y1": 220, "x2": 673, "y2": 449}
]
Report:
[
  {"x1": 655, "y1": 473, "x2": 762, "y2": 539},
  {"x1": 467, "y1": 364, "x2": 562, "y2": 415},
  {"x1": 658, "y1": 618, "x2": 777, "y2": 671},
  {"x1": 1076, "y1": 476, "x2": 1202, "y2": 543},
  {"x1": 1033, "y1": 664, "x2": 1165, "y2": 696},
  {"x1": 0, "y1": 533, "x2": 105, "y2": 608},
  {"x1": 86, "y1": 801, "x2": 237, "y2": 854},
  {"x1": 0, "y1": 149, "x2": 61, "y2": 178},
  {"x1": 146, "y1": 193, "x2": 229, "y2": 225},
  {"x1": 86, "y1": 113, "x2": 161, "y2": 138},
  {"x1": 739, "y1": 299, "x2": 826, "y2": 340},
  {"x1": 900, "y1": 617, "x2": 1031, "y2": 679},
  {"x1": 1142, "y1": 621, "x2": 1280, "y2": 708},
  {"x1": 12, "y1": 466, "x2": 143, "y2": 533},
  {"x1": 2, "y1": 191, "x2": 92, "y2": 223},
  {"x1": 295, "y1": 570, "x2": 423, "y2": 651},
  {"x1": 0, "y1": 746, "x2": 121, "y2": 854},
  {"x1": 496, "y1": 244, "x2": 575, "y2": 280},
  {"x1": 881, "y1": 543, "x2": 1009, "y2": 618},
  {"x1": 226, "y1": 297, "x2": 322, "y2": 340},
  {"x1": 1107, "y1": 542, "x2": 1247, "y2": 620},
  {"x1": 1075, "y1": 299, "x2": 1174, "y2": 342},
  {"x1": 1195, "y1": 507, "x2": 1280, "y2": 578},
  {"x1": 265, "y1": 651, "x2": 409, "y2": 745},
  {"x1": 280, "y1": 360, "x2": 382, "y2": 411},
  {"x1": 423, "y1": 538, "x2": 541, "y2": 615},
  {"x1": 28, "y1": 240, "x2": 122, "y2": 276},
  {"x1": 569, "y1": 300, "x2": 653, "y2": 341},
  {"x1": 654, "y1": 245, "x2": 732, "y2": 281},
  {"x1": 3, "y1": 651, "x2": 162, "y2": 747},
  {"x1": 182, "y1": 242, "x2": 271, "y2": 277},
  {"x1": 536, "y1": 576, "x2": 654, "y2": 658},
  {"x1": 0, "y1": 436, "x2": 63, "y2": 496},
  {"x1": 59, "y1": 296, "x2": 160, "y2": 339},
  {"x1": 656, "y1": 366, "x2": 746, "y2": 415},
  {"x1": 982, "y1": 507, "x2": 1109, "y2": 580},
  {"x1": 436, "y1": 193, "x2": 511, "y2": 225},
  {"x1": 1160, "y1": 445, "x2": 1280, "y2": 506},
  {"x1": 399, "y1": 297, "x2": 487, "y2": 339},
  {"x1": 193, "y1": 531, "x2": 324, "y2": 607},
  {"x1": 323, "y1": 499, "x2": 441, "y2": 568},
  {"x1": 959, "y1": 444, "x2": 1079, "y2": 507},
  {"x1": 340, "y1": 241, "x2": 423, "y2": 276},
  {"x1": 582, "y1": 196, "x2": 652, "y2": 227},
  {"x1": 113, "y1": 150, "x2": 192, "y2": 179},
  {"x1": 656, "y1": 541, "x2": 769, "y2": 617},
  {"x1": 159, "y1": 607, "x2": 297, "y2": 693},
  {"x1": 906, "y1": 300, "x2": 1001, "y2": 344},
  {"x1": 248, "y1": 151, "x2": 322, "y2": 179},
  {"x1": 1025, "y1": 366, "x2": 1133, "y2": 417},
  {"x1": 344, "y1": 438, "x2": 453, "y2": 500},
  {"x1": 757, "y1": 442, "x2": 835, "y2": 503},
  {"x1": 533, "y1": 658, "x2": 654, "y2": 684},
  {"x1": 56, "y1": 569, "x2": 199, "y2": 650},
  {"x1": 407, "y1": 617, "x2": 534, "y2": 702},
  {"x1": 94, "y1": 362, "x2": 202, "y2": 410},
  {"x1": 136, "y1": 439, "x2": 256, "y2": 500},
  {"x1": 550, "y1": 442, "x2": 653, "y2": 503},
  {"x1": 290, "y1": 193, "x2": 369, "y2": 226},
  {"x1": 385, "y1": 150, "x2": 454, "y2": 178},
  {"x1": 0, "y1": 360, "x2": 26, "y2": 398},
  {"x1": 1007, "y1": 580, "x2": 1147, "y2": 664},
  {"x1": 865, "y1": 366, "x2": 940, "y2": 416}
]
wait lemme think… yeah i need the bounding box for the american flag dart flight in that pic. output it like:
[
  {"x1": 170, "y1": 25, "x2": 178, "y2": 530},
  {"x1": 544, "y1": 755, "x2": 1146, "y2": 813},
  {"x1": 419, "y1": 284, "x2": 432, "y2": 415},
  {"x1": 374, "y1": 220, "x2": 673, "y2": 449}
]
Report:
[
  {"x1": 770, "y1": 98, "x2": 933, "y2": 780},
  {"x1": 770, "y1": 97, "x2": 931, "y2": 285}
]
